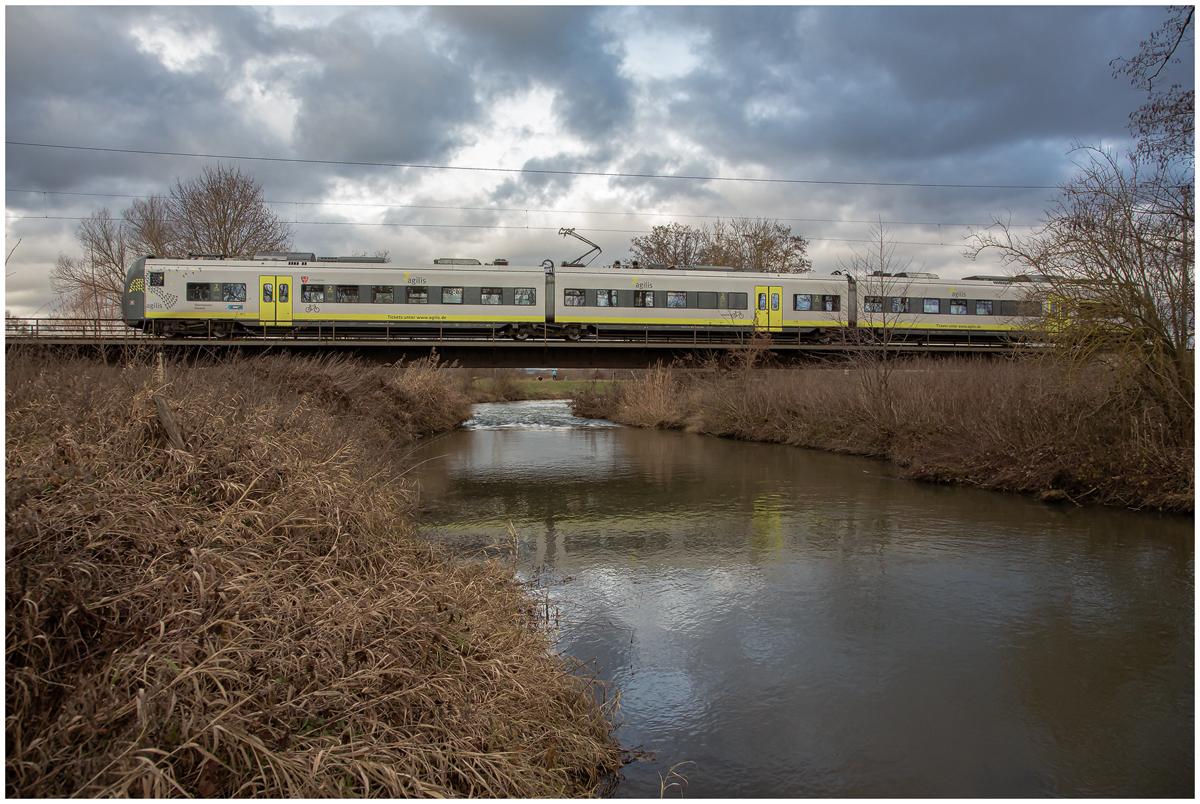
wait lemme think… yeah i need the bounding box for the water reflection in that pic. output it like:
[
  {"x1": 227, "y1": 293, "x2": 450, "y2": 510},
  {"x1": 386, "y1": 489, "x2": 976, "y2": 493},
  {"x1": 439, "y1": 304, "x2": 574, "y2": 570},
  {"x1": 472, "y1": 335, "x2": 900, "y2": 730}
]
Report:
[{"x1": 411, "y1": 401, "x2": 1194, "y2": 797}]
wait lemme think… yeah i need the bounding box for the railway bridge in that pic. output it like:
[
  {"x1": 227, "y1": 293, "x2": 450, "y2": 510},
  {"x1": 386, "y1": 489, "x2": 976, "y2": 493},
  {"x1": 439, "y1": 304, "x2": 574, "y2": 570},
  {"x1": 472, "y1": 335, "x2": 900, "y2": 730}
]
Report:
[{"x1": 4, "y1": 318, "x2": 1029, "y2": 369}]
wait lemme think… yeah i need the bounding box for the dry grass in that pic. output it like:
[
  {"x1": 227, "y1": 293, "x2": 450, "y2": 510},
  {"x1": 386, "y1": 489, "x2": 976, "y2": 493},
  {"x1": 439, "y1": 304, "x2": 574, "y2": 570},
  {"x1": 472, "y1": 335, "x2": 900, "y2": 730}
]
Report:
[
  {"x1": 572, "y1": 353, "x2": 1193, "y2": 512},
  {"x1": 6, "y1": 351, "x2": 625, "y2": 797}
]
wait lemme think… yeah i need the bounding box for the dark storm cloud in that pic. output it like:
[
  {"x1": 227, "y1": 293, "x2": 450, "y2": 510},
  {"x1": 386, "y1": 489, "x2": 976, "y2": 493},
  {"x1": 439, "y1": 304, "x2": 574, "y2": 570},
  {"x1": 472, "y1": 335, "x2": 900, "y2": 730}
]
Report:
[
  {"x1": 287, "y1": 14, "x2": 480, "y2": 165},
  {"x1": 6, "y1": 7, "x2": 289, "y2": 189},
  {"x1": 608, "y1": 152, "x2": 726, "y2": 208},
  {"x1": 5, "y1": 6, "x2": 485, "y2": 196},
  {"x1": 650, "y1": 6, "x2": 1172, "y2": 179},
  {"x1": 430, "y1": 6, "x2": 634, "y2": 141},
  {"x1": 5, "y1": 6, "x2": 1192, "y2": 313},
  {"x1": 489, "y1": 153, "x2": 602, "y2": 206}
]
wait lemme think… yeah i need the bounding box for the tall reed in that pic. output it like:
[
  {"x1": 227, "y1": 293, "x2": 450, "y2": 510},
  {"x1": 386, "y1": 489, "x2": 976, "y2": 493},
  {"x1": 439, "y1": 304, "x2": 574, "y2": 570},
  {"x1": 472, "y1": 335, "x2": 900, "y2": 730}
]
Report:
[
  {"x1": 6, "y1": 352, "x2": 625, "y2": 797},
  {"x1": 572, "y1": 354, "x2": 1193, "y2": 512}
]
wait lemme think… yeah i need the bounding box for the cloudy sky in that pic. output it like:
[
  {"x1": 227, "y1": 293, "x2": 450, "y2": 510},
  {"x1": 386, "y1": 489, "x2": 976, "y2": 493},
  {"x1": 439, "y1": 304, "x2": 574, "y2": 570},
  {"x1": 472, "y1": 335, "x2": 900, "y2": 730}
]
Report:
[{"x1": 5, "y1": 5, "x2": 1190, "y2": 316}]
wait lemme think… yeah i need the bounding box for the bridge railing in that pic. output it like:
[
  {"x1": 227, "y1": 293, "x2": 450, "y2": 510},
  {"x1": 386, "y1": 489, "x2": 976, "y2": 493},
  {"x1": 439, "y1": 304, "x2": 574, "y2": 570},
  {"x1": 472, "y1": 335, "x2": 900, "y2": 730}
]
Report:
[{"x1": 5, "y1": 318, "x2": 147, "y2": 339}]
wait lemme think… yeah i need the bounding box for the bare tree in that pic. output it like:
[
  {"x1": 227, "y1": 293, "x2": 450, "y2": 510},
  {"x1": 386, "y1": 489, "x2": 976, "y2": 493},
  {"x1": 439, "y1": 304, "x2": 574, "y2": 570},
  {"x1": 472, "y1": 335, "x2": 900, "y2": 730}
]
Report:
[
  {"x1": 49, "y1": 209, "x2": 128, "y2": 318},
  {"x1": 1111, "y1": 6, "x2": 1194, "y2": 167},
  {"x1": 701, "y1": 217, "x2": 812, "y2": 273},
  {"x1": 123, "y1": 194, "x2": 178, "y2": 257},
  {"x1": 629, "y1": 217, "x2": 811, "y2": 272},
  {"x1": 967, "y1": 145, "x2": 1194, "y2": 428},
  {"x1": 836, "y1": 219, "x2": 916, "y2": 446},
  {"x1": 350, "y1": 249, "x2": 392, "y2": 263},
  {"x1": 166, "y1": 164, "x2": 293, "y2": 257},
  {"x1": 50, "y1": 165, "x2": 293, "y2": 316},
  {"x1": 628, "y1": 222, "x2": 704, "y2": 266}
]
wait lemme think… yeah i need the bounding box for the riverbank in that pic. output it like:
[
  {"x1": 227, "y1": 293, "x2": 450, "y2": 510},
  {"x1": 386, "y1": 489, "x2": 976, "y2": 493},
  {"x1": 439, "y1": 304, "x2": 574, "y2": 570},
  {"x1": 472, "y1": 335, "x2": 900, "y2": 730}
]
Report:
[
  {"x1": 5, "y1": 352, "x2": 625, "y2": 797},
  {"x1": 571, "y1": 356, "x2": 1193, "y2": 513},
  {"x1": 466, "y1": 372, "x2": 622, "y2": 403}
]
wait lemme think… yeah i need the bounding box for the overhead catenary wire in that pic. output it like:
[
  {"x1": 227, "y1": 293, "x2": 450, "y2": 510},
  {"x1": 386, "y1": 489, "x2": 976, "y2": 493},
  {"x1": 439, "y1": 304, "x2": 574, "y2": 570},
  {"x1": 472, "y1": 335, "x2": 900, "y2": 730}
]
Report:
[
  {"x1": 5, "y1": 188, "x2": 1039, "y2": 231},
  {"x1": 0, "y1": 215, "x2": 996, "y2": 248},
  {"x1": 5, "y1": 140, "x2": 1061, "y2": 190}
]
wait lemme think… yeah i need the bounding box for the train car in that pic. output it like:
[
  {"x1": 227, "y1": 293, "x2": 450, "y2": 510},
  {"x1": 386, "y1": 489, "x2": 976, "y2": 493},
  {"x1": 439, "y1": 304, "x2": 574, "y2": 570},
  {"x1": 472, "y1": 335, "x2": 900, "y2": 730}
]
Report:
[
  {"x1": 551, "y1": 264, "x2": 850, "y2": 340},
  {"x1": 551, "y1": 265, "x2": 1042, "y2": 343},
  {"x1": 122, "y1": 250, "x2": 1045, "y2": 343},
  {"x1": 123, "y1": 252, "x2": 548, "y2": 338},
  {"x1": 848, "y1": 274, "x2": 1043, "y2": 343}
]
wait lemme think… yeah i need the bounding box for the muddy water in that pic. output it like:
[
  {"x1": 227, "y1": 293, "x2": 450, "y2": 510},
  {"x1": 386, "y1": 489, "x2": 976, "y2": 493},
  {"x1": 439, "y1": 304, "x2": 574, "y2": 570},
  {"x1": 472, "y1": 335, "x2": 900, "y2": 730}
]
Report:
[{"x1": 409, "y1": 400, "x2": 1193, "y2": 797}]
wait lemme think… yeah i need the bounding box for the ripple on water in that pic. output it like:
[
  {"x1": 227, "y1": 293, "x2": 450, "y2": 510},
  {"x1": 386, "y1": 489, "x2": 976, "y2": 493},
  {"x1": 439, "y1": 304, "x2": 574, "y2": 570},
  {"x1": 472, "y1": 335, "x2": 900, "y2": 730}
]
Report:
[{"x1": 461, "y1": 399, "x2": 624, "y2": 431}]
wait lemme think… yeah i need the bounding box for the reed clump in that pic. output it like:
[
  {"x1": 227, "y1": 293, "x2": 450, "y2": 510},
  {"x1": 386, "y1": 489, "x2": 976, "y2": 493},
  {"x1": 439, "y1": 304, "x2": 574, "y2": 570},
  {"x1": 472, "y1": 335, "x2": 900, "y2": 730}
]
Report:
[
  {"x1": 572, "y1": 354, "x2": 1193, "y2": 512},
  {"x1": 6, "y1": 351, "x2": 624, "y2": 797}
]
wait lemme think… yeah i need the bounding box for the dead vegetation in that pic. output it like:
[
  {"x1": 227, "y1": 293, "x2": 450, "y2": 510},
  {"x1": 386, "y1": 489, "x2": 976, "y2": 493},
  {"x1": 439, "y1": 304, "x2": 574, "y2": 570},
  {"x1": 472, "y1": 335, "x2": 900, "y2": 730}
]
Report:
[
  {"x1": 572, "y1": 351, "x2": 1193, "y2": 513},
  {"x1": 6, "y1": 351, "x2": 625, "y2": 797}
]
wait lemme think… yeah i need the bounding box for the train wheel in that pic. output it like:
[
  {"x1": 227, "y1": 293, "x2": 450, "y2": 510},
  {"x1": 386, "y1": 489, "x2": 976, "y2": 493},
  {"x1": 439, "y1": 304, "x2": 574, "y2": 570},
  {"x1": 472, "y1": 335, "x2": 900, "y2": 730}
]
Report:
[{"x1": 512, "y1": 328, "x2": 530, "y2": 341}]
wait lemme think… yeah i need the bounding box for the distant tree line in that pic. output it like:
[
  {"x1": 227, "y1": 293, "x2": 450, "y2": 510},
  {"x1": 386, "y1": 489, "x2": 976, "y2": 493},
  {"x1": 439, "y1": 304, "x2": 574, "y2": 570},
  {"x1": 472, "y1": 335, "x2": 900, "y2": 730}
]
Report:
[{"x1": 627, "y1": 218, "x2": 811, "y2": 273}]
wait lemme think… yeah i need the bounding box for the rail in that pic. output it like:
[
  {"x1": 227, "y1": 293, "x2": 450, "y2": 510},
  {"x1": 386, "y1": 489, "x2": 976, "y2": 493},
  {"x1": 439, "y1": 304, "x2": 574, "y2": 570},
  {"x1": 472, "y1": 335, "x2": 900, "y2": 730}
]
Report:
[{"x1": 3, "y1": 317, "x2": 1028, "y2": 351}]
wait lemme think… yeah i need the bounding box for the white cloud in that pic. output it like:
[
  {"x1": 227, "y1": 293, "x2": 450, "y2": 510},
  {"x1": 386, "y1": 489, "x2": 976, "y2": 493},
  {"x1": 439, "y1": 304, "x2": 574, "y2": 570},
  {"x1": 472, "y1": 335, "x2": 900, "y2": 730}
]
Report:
[
  {"x1": 225, "y1": 56, "x2": 313, "y2": 145},
  {"x1": 129, "y1": 23, "x2": 219, "y2": 74}
]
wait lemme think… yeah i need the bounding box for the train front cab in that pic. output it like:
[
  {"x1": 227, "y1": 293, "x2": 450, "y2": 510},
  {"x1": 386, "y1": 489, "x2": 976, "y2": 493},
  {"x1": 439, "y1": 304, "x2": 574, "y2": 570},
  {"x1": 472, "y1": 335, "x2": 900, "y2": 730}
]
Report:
[{"x1": 122, "y1": 255, "x2": 152, "y2": 331}]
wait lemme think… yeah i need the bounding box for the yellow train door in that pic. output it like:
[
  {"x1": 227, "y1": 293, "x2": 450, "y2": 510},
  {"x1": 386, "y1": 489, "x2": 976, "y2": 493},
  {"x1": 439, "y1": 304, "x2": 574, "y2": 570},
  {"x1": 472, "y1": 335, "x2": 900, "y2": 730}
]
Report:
[
  {"x1": 754, "y1": 285, "x2": 783, "y2": 332},
  {"x1": 258, "y1": 276, "x2": 276, "y2": 325},
  {"x1": 258, "y1": 276, "x2": 293, "y2": 325},
  {"x1": 276, "y1": 277, "x2": 292, "y2": 324}
]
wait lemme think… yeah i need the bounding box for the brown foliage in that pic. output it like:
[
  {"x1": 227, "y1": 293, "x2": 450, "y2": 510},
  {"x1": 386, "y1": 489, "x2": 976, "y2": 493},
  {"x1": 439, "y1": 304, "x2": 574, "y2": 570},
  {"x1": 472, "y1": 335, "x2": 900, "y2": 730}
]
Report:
[
  {"x1": 573, "y1": 357, "x2": 1193, "y2": 512},
  {"x1": 628, "y1": 217, "x2": 811, "y2": 272},
  {"x1": 6, "y1": 353, "x2": 623, "y2": 797}
]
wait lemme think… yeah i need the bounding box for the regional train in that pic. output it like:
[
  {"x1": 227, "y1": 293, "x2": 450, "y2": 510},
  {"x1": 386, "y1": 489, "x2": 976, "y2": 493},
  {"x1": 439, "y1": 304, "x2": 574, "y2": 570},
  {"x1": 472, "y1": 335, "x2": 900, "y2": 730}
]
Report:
[{"x1": 121, "y1": 250, "x2": 1045, "y2": 343}]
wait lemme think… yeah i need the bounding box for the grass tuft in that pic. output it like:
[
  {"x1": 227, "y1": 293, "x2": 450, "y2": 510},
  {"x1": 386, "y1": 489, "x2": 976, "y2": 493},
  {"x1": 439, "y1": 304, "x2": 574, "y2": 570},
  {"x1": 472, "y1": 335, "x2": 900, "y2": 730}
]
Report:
[
  {"x1": 572, "y1": 354, "x2": 1193, "y2": 512},
  {"x1": 6, "y1": 351, "x2": 625, "y2": 797}
]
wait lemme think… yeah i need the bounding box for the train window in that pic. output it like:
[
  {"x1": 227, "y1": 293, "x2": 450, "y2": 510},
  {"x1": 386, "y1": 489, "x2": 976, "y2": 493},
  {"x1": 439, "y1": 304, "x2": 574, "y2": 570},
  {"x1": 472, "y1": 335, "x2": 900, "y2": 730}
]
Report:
[
  {"x1": 481, "y1": 287, "x2": 503, "y2": 305},
  {"x1": 793, "y1": 294, "x2": 812, "y2": 311},
  {"x1": 371, "y1": 286, "x2": 394, "y2": 303},
  {"x1": 1019, "y1": 301, "x2": 1041, "y2": 316},
  {"x1": 950, "y1": 300, "x2": 967, "y2": 315},
  {"x1": 302, "y1": 284, "x2": 325, "y2": 303},
  {"x1": 667, "y1": 291, "x2": 687, "y2": 308},
  {"x1": 596, "y1": 289, "x2": 617, "y2": 307},
  {"x1": 564, "y1": 289, "x2": 586, "y2": 306},
  {"x1": 771, "y1": 293, "x2": 780, "y2": 311},
  {"x1": 923, "y1": 298, "x2": 940, "y2": 314},
  {"x1": 221, "y1": 283, "x2": 247, "y2": 302},
  {"x1": 975, "y1": 300, "x2": 993, "y2": 316},
  {"x1": 262, "y1": 283, "x2": 274, "y2": 303},
  {"x1": 279, "y1": 283, "x2": 289, "y2": 303},
  {"x1": 149, "y1": 271, "x2": 165, "y2": 286},
  {"x1": 442, "y1": 287, "x2": 464, "y2": 304},
  {"x1": 864, "y1": 296, "x2": 884, "y2": 313},
  {"x1": 891, "y1": 297, "x2": 910, "y2": 314},
  {"x1": 336, "y1": 285, "x2": 360, "y2": 303},
  {"x1": 514, "y1": 288, "x2": 536, "y2": 305},
  {"x1": 186, "y1": 283, "x2": 213, "y2": 301},
  {"x1": 758, "y1": 293, "x2": 767, "y2": 311},
  {"x1": 407, "y1": 287, "x2": 428, "y2": 304},
  {"x1": 823, "y1": 295, "x2": 840, "y2": 312},
  {"x1": 634, "y1": 290, "x2": 655, "y2": 308},
  {"x1": 728, "y1": 292, "x2": 749, "y2": 310},
  {"x1": 698, "y1": 292, "x2": 717, "y2": 309}
]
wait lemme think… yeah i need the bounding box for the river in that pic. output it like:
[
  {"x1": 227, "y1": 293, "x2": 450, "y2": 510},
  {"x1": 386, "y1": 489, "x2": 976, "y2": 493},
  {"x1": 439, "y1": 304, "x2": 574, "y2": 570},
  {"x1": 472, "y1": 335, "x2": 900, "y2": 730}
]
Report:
[{"x1": 408, "y1": 400, "x2": 1194, "y2": 797}]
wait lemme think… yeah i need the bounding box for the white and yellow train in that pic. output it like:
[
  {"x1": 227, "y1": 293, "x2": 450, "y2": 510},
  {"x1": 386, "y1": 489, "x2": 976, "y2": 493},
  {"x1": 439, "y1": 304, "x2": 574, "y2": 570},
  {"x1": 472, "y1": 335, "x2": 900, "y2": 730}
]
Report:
[{"x1": 122, "y1": 251, "x2": 1044, "y2": 342}]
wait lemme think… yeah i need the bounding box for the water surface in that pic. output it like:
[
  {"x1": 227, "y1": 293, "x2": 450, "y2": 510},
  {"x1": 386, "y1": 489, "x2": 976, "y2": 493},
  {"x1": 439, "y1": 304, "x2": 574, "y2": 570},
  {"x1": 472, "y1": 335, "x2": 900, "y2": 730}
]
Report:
[{"x1": 411, "y1": 400, "x2": 1194, "y2": 797}]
